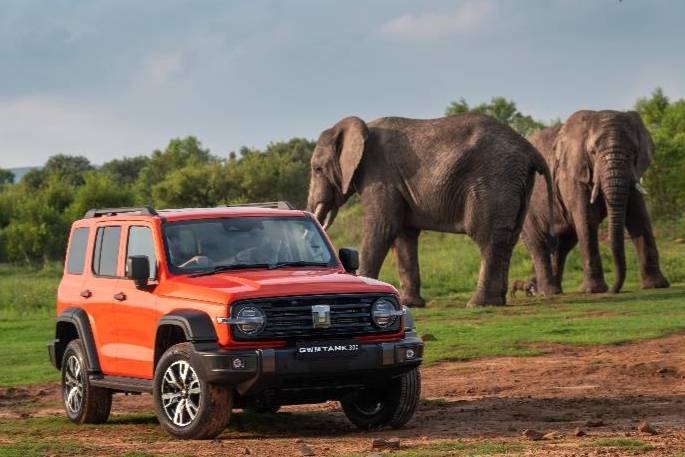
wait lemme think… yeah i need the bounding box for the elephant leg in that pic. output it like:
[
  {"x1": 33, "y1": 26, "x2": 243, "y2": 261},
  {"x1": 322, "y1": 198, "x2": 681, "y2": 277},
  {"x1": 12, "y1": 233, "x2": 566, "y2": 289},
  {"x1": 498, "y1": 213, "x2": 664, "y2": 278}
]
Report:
[
  {"x1": 521, "y1": 228, "x2": 561, "y2": 296},
  {"x1": 468, "y1": 228, "x2": 516, "y2": 307},
  {"x1": 574, "y1": 215, "x2": 608, "y2": 293},
  {"x1": 626, "y1": 188, "x2": 669, "y2": 289},
  {"x1": 551, "y1": 233, "x2": 577, "y2": 291},
  {"x1": 357, "y1": 196, "x2": 401, "y2": 279},
  {"x1": 393, "y1": 228, "x2": 425, "y2": 308}
]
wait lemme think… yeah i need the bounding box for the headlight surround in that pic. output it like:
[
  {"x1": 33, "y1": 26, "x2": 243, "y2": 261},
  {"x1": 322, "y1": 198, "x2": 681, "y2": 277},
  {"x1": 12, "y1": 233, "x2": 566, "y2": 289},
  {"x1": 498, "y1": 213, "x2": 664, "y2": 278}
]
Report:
[
  {"x1": 235, "y1": 305, "x2": 266, "y2": 335},
  {"x1": 371, "y1": 297, "x2": 400, "y2": 328}
]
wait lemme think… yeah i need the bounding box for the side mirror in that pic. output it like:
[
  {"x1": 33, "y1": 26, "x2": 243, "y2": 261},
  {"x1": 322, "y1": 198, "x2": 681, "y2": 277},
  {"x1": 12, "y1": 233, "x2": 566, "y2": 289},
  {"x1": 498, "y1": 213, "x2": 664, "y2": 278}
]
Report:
[
  {"x1": 338, "y1": 248, "x2": 359, "y2": 274},
  {"x1": 126, "y1": 255, "x2": 150, "y2": 287}
]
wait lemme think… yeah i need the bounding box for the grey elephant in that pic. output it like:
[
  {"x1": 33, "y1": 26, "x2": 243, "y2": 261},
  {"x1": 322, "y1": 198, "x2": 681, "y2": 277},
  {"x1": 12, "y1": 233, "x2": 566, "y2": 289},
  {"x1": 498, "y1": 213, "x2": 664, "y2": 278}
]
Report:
[
  {"x1": 306, "y1": 114, "x2": 555, "y2": 307},
  {"x1": 523, "y1": 110, "x2": 669, "y2": 294}
]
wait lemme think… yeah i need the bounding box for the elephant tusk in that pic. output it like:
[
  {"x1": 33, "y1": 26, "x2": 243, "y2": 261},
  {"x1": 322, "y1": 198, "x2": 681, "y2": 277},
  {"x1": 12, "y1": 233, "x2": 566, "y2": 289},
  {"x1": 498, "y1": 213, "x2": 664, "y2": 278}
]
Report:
[
  {"x1": 590, "y1": 182, "x2": 600, "y2": 204},
  {"x1": 313, "y1": 203, "x2": 326, "y2": 223},
  {"x1": 322, "y1": 206, "x2": 339, "y2": 230},
  {"x1": 635, "y1": 182, "x2": 648, "y2": 195}
]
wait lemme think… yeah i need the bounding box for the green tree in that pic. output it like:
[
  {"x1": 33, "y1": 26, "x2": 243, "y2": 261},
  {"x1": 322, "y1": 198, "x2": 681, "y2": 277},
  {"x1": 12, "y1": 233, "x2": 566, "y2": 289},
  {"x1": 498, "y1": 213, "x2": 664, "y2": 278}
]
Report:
[
  {"x1": 66, "y1": 171, "x2": 134, "y2": 220},
  {"x1": 43, "y1": 154, "x2": 94, "y2": 186},
  {"x1": 100, "y1": 156, "x2": 150, "y2": 186},
  {"x1": 0, "y1": 168, "x2": 14, "y2": 185},
  {"x1": 135, "y1": 136, "x2": 216, "y2": 203},
  {"x1": 445, "y1": 96, "x2": 546, "y2": 136},
  {"x1": 634, "y1": 88, "x2": 685, "y2": 219}
]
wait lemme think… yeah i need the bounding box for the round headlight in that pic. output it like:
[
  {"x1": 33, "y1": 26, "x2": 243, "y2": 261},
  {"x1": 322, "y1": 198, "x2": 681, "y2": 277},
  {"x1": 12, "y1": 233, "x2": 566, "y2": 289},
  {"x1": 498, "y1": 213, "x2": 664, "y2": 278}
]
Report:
[
  {"x1": 372, "y1": 298, "x2": 398, "y2": 328},
  {"x1": 236, "y1": 306, "x2": 265, "y2": 335}
]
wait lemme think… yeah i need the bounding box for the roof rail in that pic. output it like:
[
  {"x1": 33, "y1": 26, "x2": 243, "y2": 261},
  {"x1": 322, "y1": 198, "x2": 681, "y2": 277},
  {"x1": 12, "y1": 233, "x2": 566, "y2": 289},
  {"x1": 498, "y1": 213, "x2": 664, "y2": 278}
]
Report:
[
  {"x1": 83, "y1": 206, "x2": 158, "y2": 218},
  {"x1": 225, "y1": 201, "x2": 296, "y2": 210}
]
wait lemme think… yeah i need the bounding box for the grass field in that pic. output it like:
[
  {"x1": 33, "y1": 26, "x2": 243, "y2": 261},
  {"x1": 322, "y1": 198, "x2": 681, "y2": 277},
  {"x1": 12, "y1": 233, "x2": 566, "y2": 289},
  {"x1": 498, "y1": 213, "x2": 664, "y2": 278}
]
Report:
[{"x1": 1, "y1": 208, "x2": 684, "y2": 387}]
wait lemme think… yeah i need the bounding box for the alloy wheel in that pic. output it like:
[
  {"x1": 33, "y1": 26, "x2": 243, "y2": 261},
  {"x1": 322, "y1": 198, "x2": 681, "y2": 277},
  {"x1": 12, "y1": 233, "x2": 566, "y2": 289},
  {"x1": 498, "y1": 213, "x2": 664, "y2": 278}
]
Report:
[
  {"x1": 63, "y1": 355, "x2": 84, "y2": 415},
  {"x1": 161, "y1": 360, "x2": 202, "y2": 427}
]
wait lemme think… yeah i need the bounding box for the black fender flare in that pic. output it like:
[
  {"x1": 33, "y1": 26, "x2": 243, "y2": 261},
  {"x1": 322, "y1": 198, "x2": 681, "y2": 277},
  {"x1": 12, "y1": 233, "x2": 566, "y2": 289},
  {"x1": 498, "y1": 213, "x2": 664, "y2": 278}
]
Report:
[
  {"x1": 157, "y1": 309, "x2": 218, "y2": 343},
  {"x1": 53, "y1": 307, "x2": 101, "y2": 372},
  {"x1": 155, "y1": 309, "x2": 219, "y2": 370}
]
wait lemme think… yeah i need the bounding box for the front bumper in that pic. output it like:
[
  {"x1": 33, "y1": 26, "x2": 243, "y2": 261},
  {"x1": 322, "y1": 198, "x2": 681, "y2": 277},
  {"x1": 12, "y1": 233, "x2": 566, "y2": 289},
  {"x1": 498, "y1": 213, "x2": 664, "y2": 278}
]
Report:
[{"x1": 191, "y1": 331, "x2": 423, "y2": 395}]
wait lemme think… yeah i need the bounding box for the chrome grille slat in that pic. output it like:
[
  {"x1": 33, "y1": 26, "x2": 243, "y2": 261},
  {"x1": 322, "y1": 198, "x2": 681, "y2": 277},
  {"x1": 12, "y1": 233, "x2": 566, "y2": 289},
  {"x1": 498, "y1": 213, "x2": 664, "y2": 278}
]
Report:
[{"x1": 229, "y1": 294, "x2": 399, "y2": 340}]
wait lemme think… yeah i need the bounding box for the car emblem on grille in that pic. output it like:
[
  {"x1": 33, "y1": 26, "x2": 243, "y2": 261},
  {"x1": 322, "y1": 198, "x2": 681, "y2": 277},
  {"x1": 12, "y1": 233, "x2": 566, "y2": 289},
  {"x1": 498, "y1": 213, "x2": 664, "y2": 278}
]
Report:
[{"x1": 311, "y1": 304, "x2": 331, "y2": 329}]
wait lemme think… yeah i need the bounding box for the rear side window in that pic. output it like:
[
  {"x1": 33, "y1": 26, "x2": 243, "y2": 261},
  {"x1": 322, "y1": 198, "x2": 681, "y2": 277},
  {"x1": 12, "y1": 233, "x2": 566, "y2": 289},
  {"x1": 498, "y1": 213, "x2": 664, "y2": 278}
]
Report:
[
  {"x1": 93, "y1": 226, "x2": 121, "y2": 277},
  {"x1": 127, "y1": 226, "x2": 158, "y2": 279},
  {"x1": 66, "y1": 227, "x2": 89, "y2": 275}
]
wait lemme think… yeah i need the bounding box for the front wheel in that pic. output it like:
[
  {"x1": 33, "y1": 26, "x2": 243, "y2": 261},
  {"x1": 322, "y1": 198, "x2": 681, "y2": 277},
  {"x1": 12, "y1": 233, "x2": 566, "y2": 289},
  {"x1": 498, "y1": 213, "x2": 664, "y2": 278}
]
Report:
[
  {"x1": 341, "y1": 368, "x2": 420, "y2": 430},
  {"x1": 153, "y1": 343, "x2": 233, "y2": 439}
]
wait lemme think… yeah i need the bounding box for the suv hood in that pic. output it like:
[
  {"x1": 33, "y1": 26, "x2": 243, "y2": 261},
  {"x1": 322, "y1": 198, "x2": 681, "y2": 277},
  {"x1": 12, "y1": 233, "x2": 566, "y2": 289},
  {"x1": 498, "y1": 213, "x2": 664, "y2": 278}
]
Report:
[{"x1": 159, "y1": 268, "x2": 397, "y2": 304}]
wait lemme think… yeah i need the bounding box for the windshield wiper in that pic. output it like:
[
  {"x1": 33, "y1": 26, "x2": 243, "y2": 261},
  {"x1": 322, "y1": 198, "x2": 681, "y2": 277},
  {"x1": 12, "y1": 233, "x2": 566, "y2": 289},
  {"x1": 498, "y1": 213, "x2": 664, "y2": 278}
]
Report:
[
  {"x1": 267, "y1": 261, "x2": 330, "y2": 270},
  {"x1": 189, "y1": 263, "x2": 272, "y2": 277}
]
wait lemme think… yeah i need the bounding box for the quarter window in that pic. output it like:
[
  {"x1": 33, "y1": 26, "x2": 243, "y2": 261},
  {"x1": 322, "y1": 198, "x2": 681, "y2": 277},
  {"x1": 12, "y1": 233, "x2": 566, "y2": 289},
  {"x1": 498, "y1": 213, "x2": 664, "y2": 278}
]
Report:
[
  {"x1": 93, "y1": 226, "x2": 121, "y2": 277},
  {"x1": 127, "y1": 226, "x2": 158, "y2": 279},
  {"x1": 66, "y1": 227, "x2": 89, "y2": 275}
]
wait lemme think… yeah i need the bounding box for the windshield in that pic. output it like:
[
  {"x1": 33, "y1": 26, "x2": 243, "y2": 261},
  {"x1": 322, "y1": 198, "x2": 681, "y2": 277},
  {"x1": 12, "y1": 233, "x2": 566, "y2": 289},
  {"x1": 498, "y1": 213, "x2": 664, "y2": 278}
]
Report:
[{"x1": 163, "y1": 216, "x2": 336, "y2": 274}]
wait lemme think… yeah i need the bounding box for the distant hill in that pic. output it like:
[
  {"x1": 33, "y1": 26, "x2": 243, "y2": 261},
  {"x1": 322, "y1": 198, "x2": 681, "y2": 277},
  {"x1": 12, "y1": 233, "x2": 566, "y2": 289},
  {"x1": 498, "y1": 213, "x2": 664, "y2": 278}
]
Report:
[{"x1": 7, "y1": 167, "x2": 37, "y2": 182}]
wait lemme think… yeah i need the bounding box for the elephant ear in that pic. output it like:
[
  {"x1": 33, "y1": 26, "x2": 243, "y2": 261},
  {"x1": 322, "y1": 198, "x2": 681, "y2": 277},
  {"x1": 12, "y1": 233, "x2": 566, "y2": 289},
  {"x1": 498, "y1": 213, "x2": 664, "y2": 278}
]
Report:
[
  {"x1": 333, "y1": 116, "x2": 368, "y2": 195},
  {"x1": 627, "y1": 111, "x2": 654, "y2": 177},
  {"x1": 554, "y1": 111, "x2": 592, "y2": 185}
]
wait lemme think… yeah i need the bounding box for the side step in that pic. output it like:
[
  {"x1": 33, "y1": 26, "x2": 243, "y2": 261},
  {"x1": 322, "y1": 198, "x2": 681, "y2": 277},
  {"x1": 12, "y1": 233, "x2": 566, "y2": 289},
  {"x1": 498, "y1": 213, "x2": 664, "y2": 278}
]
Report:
[{"x1": 89, "y1": 375, "x2": 153, "y2": 393}]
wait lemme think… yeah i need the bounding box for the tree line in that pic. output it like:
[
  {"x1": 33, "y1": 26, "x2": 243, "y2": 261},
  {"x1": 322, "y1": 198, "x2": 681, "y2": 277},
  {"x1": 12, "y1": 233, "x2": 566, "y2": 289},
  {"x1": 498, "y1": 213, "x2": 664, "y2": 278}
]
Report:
[{"x1": 0, "y1": 88, "x2": 682, "y2": 264}]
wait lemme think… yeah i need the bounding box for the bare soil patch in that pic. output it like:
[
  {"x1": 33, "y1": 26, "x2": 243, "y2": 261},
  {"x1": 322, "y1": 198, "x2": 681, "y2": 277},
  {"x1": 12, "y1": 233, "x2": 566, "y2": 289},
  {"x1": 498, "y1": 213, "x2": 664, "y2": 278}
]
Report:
[{"x1": 2, "y1": 334, "x2": 685, "y2": 456}]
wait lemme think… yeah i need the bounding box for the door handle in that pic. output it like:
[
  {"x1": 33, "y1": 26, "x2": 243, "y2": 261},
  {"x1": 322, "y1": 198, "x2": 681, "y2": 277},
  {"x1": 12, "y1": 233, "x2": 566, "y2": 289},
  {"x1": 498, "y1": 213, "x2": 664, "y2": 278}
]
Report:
[
  {"x1": 80, "y1": 289, "x2": 92, "y2": 298},
  {"x1": 113, "y1": 292, "x2": 127, "y2": 301}
]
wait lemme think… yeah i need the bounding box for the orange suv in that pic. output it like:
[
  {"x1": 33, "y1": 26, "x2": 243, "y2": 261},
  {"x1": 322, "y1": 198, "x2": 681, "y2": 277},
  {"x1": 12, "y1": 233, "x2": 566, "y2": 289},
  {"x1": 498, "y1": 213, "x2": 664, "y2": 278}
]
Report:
[{"x1": 49, "y1": 203, "x2": 423, "y2": 439}]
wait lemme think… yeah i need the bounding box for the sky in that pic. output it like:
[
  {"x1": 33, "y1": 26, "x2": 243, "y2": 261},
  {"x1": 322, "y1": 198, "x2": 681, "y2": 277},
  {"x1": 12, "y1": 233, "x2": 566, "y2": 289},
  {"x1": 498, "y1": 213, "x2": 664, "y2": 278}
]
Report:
[{"x1": 0, "y1": 0, "x2": 684, "y2": 168}]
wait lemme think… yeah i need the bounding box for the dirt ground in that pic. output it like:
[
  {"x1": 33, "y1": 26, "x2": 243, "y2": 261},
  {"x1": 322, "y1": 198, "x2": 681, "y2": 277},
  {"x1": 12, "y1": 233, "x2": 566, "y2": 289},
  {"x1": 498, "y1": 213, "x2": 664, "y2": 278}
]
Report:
[{"x1": 2, "y1": 334, "x2": 685, "y2": 456}]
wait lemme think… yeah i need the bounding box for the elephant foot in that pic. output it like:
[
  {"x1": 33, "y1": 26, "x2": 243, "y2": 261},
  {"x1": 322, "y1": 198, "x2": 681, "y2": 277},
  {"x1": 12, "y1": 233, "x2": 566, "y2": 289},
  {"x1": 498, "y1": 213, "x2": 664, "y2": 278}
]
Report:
[
  {"x1": 467, "y1": 290, "x2": 506, "y2": 308},
  {"x1": 540, "y1": 284, "x2": 562, "y2": 296},
  {"x1": 400, "y1": 295, "x2": 426, "y2": 308},
  {"x1": 580, "y1": 280, "x2": 608, "y2": 294},
  {"x1": 641, "y1": 273, "x2": 670, "y2": 289}
]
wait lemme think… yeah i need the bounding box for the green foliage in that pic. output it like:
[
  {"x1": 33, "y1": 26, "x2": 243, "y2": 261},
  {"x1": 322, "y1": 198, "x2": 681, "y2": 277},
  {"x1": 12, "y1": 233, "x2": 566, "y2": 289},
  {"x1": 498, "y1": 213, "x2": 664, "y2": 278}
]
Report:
[
  {"x1": 42, "y1": 154, "x2": 94, "y2": 187},
  {"x1": 0, "y1": 168, "x2": 15, "y2": 185},
  {"x1": 635, "y1": 87, "x2": 685, "y2": 219},
  {"x1": 66, "y1": 172, "x2": 134, "y2": 220},
  {"x1": 100, "y1": 155, "x2": 150, "y2": 186},
  {"x1": 134, "y1": 136, "x2": 216, "y2": 203},
  {"x1": 445, "y1": 96, "x2": 546, "y2": 136}
]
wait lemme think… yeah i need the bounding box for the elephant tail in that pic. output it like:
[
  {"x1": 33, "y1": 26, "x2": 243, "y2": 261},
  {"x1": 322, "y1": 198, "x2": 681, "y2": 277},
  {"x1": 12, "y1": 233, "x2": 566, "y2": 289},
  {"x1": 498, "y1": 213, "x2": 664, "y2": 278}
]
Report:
[{"x1": 532, "y1": 151, "x2": 557, "y2": 250}]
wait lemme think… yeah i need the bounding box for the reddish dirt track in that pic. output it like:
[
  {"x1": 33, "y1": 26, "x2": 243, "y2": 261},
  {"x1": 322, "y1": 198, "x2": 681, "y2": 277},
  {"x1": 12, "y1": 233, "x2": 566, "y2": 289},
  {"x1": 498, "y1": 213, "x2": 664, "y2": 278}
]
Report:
[{"x1": 2, "y1": 334, "x2": 685, "y2": 456}]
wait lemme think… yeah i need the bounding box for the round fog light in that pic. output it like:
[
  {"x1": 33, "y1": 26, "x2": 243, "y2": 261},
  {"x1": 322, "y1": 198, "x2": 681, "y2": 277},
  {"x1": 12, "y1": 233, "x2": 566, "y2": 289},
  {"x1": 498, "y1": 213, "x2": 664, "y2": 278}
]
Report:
[
  {"x1": 406, "y1": 349, "x2": 416, "y2": 360},
  {"x1": 232, "y1": 358, "x2": 245, "y2": 369}
]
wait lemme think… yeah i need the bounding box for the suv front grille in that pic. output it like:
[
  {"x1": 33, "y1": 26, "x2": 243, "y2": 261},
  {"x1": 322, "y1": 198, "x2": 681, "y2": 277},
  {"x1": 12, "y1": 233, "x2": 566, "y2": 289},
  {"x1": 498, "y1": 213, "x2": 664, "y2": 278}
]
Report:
[{"x1": 229, "y1": 294, "x2": 401, "y2": 340}]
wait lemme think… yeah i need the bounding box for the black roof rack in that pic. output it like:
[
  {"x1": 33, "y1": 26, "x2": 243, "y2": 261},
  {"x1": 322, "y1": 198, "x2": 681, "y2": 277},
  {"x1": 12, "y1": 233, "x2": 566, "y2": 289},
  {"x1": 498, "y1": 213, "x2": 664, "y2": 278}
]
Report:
[
  {"x1": 225, "y1": 201, "x2": 295, "y2": 210},
  {"x1": 83, "y1": 206, "x2": 158, "y2": 218}
]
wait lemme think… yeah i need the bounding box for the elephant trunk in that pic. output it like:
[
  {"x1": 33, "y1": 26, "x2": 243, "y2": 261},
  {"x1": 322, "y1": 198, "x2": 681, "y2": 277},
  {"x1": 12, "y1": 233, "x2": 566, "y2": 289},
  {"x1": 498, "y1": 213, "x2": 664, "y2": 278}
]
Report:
[{"x1": 598, "y1": 149, "x2": 629, "y2": 293}]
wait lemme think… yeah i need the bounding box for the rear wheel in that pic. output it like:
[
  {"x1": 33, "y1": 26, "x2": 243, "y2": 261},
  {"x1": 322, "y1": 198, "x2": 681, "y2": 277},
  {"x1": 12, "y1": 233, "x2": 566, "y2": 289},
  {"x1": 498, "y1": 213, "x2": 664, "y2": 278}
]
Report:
[
  {"x1": 341, "y1": 368, "x2": 420, "y2": 430},
  {"x1": 153, "y1": 343, "x2": 232, "y2": 439},
  {"x1": 61, "y1": 339, "x2": 112, "y2": 424}
]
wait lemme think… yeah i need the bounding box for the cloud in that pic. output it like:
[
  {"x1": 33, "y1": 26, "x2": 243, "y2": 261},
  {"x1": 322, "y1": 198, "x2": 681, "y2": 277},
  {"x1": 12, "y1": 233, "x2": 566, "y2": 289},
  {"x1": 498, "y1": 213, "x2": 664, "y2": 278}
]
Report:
[
  {"x1": 0, "y1": 97, "x2": 159, "y2": 167},
  {"x1": 379, "y1": 1, "x2": 494, "y2": 41},
  {"x1": 138, "y1": 51, "x2": 184, "y2": 84}
]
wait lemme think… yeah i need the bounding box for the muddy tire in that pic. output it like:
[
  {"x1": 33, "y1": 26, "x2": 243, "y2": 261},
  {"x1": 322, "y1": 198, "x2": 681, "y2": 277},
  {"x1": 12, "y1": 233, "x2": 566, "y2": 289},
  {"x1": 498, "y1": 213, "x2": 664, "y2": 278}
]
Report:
[
  {"x1": 153, "y1": 343, "x2": 232, "y2": 440},
  {"x1": 61, "y1": 339, "x2": 112, "y2": 424},
  {"x1": 341, "y1": 367, "x2": 420, "y2": 430}
]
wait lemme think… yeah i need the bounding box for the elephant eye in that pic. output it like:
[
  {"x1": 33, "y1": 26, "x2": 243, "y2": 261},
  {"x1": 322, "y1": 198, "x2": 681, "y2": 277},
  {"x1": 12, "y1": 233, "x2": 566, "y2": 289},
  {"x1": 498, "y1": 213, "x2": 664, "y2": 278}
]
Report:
[{"x1": 313, "y1": 167, "x2": 323, "y2": 174}]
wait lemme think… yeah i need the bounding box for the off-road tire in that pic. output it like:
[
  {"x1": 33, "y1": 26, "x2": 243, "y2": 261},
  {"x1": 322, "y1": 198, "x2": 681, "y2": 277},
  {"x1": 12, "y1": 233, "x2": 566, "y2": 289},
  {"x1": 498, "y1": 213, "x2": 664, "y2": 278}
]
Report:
[
  {"x1": 61, "y1": 339, "x2": 112, "y2": 424},
  {"x1": 341, "y1": 367, "x2": 420, "y2": 430},
  {"x1": 153, "y1": 343, "x2": 232, "y2": 440}
]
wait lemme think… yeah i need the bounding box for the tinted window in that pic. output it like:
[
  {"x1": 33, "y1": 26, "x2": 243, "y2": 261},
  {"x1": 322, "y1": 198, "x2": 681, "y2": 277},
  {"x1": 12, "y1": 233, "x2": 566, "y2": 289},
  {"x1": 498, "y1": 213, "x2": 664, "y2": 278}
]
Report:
[
  {"x1": 66, "y1": 228, "x2": 89, "y2": 275},
  {"x1": 127, "y1": 226, "x2": 157, "y2": 279},
  {"x1": 93, "y1": 226, "x2": 121, "y2": 277}
]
